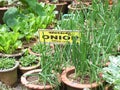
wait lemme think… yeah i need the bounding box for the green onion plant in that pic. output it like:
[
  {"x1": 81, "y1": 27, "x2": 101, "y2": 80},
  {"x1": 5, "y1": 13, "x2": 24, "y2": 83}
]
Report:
[{"x1": 57, "y1": 0, "x2": 120, "y2": 85}]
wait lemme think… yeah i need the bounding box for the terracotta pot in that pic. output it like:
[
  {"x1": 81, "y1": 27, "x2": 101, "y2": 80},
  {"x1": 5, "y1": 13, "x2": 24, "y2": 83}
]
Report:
[
  {"x1": 0, "y1": 49, "x2": 25, "y2": 59},
  {"x1": 68, "y1": 3, "x2": 81, "y2": 12},
  {"x1": 19, "y1": 61, "x2": 40, "y2": 74},
  {"x1": 0, "y1": 61, "x2": 19, "y2": 86},
  {"x1": 47, "y1": 2, "x2": 68, "y2": 19},
  {"x1": 21, "y1": 69, "x2": 60, "y2": 90},
  {"x1": 68, "y1": 1, "x2": 91, "y2": 12},
  {"x1": 109, "y1": 0, "x2": 113, "y2": 5},
  {"x1": 28, "y1": 48, "x2": 41, "y2": 57},
  {"x1": 0, "y1": 7, "x2": 8, "y2": 24},
  {"x1": 61, "y1": 67, "x2": 103, "y2": 90},
  {"x1": 28, "y1": 44, "x2": 55, "y2": 57}
]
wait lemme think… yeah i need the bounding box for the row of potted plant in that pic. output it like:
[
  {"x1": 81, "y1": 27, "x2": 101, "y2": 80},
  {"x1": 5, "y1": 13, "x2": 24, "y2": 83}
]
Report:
[
  {"x1": 0, "y1": 0, "x2": 57, "y2": 89},
  {"x1": 0, "y1": 0, "x2": 56, "y2": 58},
  {"x1": 0, "y1": 0, "x2": 120, "y2": 90},
  {"x1": 0, "y1": 52, "x2": 39, "y2": 85},
  {"x1": 0, "y1": 52, "x2": 119, "y2": 90},
  {"x1": 18, "y1": 0, "x2": 120, "y2": 90}
]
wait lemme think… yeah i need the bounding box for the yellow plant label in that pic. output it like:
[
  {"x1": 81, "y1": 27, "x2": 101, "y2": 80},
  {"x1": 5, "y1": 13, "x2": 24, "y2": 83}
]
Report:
[{"x1": 39, "y1": 29, "x2": 81, "y2": 44}]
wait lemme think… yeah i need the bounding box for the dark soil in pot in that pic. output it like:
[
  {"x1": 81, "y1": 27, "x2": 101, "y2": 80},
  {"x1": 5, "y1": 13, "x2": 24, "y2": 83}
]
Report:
[
  {"x1": 22, "y1": 37, "x2": 38, "y2": 48},
  {"x1": 21, "y1": 69, "x2": 61, "y2": 90}
]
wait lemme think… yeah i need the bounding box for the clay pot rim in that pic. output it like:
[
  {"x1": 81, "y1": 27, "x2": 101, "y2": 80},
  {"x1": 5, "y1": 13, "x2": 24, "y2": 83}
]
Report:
[
  {"x1": 46, "y1": 1, "x2": 67, "y2": 6},
  {"x1": 0, "y1": 7, "x2": 9, "y2": 10},
  {"x1": 28, "y1": 48, "x2": 41, "y2": 56},
  {"x1": 61, "y1": 67, "x2": 102, "y2": 89},
  {"x1": 28, "y1": 43, "x2": 55, "y2": 57},
  {"x1": 19, "y1": 61, "x2": 40, "y2": 70},
  {"x1": 0, "y1": 49, "x2": 25, "y2": 58},
  {"x1": 0, "y1": 61, "x2": 19, "y2": 72},
  {"x1": 21, "y1": 69, "x2": 53, "y2": 89},
  {"x1": 22, "y1": 37, "x2": 38, "y2": 48},
  {"x1": 68, "y1": 1, "x2": 91, "y2": 10}
]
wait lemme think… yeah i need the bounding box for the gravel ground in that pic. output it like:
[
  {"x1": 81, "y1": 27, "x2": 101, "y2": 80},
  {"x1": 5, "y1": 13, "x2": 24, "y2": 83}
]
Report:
[{"x1": 0, "y1": 81, "x2": 27, "y2": 90}]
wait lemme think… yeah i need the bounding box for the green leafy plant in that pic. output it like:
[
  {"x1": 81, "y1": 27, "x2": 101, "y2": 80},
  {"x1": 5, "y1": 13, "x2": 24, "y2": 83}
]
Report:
[
  {"x1": 0, "y1": 57, "x2": 15, "y2": 70},
  {"x1": 19, "y1": 54, "x2": 40, "y2": 67},
  {"x1": 3, "y1": 7, "x2": 42, "y2": 41},
  {"x1": 18, "y1": 0, "x2": 56, "y2": 25},
  {"x1": 103, "y1": 56, "x2": 120, "y2": 90},
  {"x1": 0, "y1": 24, "x2": 10, "y2": 32},
  {"x1": 3, "y1": 1, "x2": 56, "y2": 41},
  {"x1": 0, "y1": 30, "x2": 22, "y2": 54},
  {"x1": 11, "y1": 13, "x2": 41, "y2": 41},
  {"x1": 18, "y1": 0, "x2": 56, "y2": 28},
  {"x1": 19, "y1": 0, "x2": 55, "y2": 16}
]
